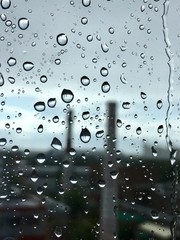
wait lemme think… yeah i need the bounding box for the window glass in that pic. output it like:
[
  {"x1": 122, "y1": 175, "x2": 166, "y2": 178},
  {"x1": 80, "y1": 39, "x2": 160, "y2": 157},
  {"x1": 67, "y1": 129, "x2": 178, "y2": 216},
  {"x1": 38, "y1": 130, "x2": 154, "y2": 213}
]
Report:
[{"x1": 0, "y1": 0, "x2": 179, "y2": 239}]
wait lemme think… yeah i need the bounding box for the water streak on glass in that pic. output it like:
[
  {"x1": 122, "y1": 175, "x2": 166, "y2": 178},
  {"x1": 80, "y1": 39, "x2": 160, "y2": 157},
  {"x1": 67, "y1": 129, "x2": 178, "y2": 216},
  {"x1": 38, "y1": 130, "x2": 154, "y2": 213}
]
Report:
[{"x1": 162, "y1": 1, "x2": 178, "y2": 239}]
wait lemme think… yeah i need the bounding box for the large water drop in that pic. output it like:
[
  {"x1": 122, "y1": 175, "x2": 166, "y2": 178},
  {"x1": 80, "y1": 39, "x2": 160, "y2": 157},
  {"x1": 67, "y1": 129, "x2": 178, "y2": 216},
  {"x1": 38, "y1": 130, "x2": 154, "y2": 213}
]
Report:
[{"x1": 80, "y1": 128, "x2": 91, "y2": 143}]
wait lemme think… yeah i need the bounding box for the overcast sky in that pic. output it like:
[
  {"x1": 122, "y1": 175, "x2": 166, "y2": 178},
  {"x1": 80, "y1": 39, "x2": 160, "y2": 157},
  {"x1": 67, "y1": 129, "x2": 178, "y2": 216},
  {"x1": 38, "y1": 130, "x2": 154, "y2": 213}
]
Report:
[{"x1": 0, "y1": 0, "x2": 179, "y2": 155}]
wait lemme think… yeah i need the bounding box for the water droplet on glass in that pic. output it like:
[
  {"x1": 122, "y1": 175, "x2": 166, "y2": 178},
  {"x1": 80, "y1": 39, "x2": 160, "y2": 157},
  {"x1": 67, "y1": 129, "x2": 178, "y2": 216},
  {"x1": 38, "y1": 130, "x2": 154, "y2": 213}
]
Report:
[
  {"x1": 63, "y1": 160, "x2": 70, "y2": 168},
  {"x1": 1, "y1": 0, "x2": 11, "y2": 9},
  {"x1": 81, "y1": 17, "x2": 88, "y2": 24},
  {"x1": 141, "y1": 5, "x2": 145, "y2": 12},
  {"x1": 61, "y1": 89, "x2": 74, "y2": 103},
  {"x1": 18, "y1": 18, "x2": 29, "y2": 30},
  {"x1": 0, "y1": 13, "x2": 7, "y2": 21},
  {"x1": 8, "y1": 76, "x2": 15, "y2": 84},
  {"x1": 37, "y1": 124, "x2": 43, "y2": 133},
  {"x1": 81, "y1": 76, "x2": 90, "y2": 86},
  {"x1": 122, "y1": 102, "x2": 131, "y2": 109},
  {"x1": 100, "y1": 67, "x2": 109, "y2": 77},
  {"x1": 0, "y1": 73, "x2": 4, "y2": 86},
  {"x1": 40, "y1": 75, "x2": 48, "y2": 83},
  {"x1": 96, "y1": 130, "x2": 104, "y2": 138},
  {"x1": 54, "y1": 226, "x2": 62, "y2": 238},
  {"x1": 37, "y1": 153, "x2": 46, "y2": 164},
  {"x1": 53, "y1": 116, "x2": 59, "y2": 123},
  {"x1": 109, "y1": 27, "x2": 114, "y2": 34},
  {"x1": 82, "y1": 0, "x2": 91, "y2": 7},
  {"x1": 47, "y1": 98, "x2": 56, "y2": 108},
  {"x1": 151, "y1": 210, "x2": 159, "y2": 220},
  {"x1": 7, "y1": 57, "x2": 16, "y2": 66},
  {"x1": 136, "y1": 127, "x2": 142, "y2": 135},
  {"x1": 69, "y1": 148, "x2": 76, "y2": 156},
  {"x1": 58, "y1": 188, "x2": 64, "y2": 195},
  {"x1": 0, "y1": 138, "x2": 7, "y2": 146},
  {"x1": 55, "y1": 58, "x2": 61, "y2": 65},
  {"x1": 110, "y1": 171, "x2": 119, "y2": 180},
  {"x1": 101, "y1": 81, "x2": 110, "y2": 93},
  {"x1": 151, "y1": 146, "x2": 157, "y2": 157},
  {"x1": 51, "y1": 137, "x2": 62, "y2": 151},
  {"x1": 31, "y1": 170, "x2": 38, "y2": 182},
  {"x1": 98, "y1": 179, "x2": 106, "y2": 188},
  {"x1": 56, "y1": 33, "x2": 68, "y2": 46},
  {"x1": 140, "y1": 92, "x2": 147, "y2": 99},
  {"x1": 101, "y1": 43, "x2": 109, "y2": 53},
  {"x1": 16, "y1": 127, "x2": 22, "y2": 134},
  {"x1": 23, "y1": 61, "x2": 34, "y2": 71},
  {"x1": 69, "y1": 176, "x2": 77, "y2": 184},
  {"x1": 34, "y1": 101, "x2": 46, "y2": 112},
  {"x1": 87, "y1": 34, "x2": 93, "y2": 42},
  {"x1": 82, "y1": 111, "x2": 90, "y2": 120},
  {"x1": 157, "y1": 125, "x2": 163, "y2": 134},
  {"x1": 120, "y1": 73, "x2": 127, "y2": 84},
  {"x1": 156, "y1": 100, "x2": 163, "y2": 109},
  {"x1": 116, "y1": 119, "x2": 122, "y2": 128},
  {"x1": 80, "y1": 128, "x2": 91, "y2": 143}
]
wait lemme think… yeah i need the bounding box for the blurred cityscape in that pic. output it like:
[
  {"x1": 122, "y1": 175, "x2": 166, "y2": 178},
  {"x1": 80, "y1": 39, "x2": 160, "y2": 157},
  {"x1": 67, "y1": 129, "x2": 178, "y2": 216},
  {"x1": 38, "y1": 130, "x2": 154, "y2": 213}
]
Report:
[{"x1": 0, "y1": 103, "x2": 179, "y2": 240}]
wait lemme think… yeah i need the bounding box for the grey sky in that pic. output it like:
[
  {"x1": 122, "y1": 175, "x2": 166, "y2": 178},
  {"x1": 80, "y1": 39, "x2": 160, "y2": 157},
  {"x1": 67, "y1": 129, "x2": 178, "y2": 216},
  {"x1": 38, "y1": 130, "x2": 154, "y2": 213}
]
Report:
[{"x1": 0, "y1": 0, "x2": 179, "y2": 154}]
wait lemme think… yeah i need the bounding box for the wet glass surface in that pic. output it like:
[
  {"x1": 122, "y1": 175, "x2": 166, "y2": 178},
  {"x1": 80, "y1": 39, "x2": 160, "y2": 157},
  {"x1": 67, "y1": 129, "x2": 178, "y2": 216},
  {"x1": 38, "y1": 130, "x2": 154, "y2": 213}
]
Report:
[{"x1": 0, "y1": 0, "x2": 180, "y2": 239}]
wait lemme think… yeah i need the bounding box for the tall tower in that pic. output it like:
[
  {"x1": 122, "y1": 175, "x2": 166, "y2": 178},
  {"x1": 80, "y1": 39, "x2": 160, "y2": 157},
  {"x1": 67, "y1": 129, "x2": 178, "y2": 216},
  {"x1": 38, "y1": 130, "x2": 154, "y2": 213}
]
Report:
[
  {"x1": 62, "y1": 110, "x2": 73, "y2": 191},
  {"x1": 100, "y1": 102, "x2": 117, "y2": 240}
]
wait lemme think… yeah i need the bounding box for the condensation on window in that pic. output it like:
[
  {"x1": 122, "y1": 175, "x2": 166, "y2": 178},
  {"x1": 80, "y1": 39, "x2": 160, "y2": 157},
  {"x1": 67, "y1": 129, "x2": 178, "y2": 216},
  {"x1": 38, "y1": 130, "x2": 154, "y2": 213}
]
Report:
[{"x1": 0, "y1": 0, "x2": 179, "y2": 239}]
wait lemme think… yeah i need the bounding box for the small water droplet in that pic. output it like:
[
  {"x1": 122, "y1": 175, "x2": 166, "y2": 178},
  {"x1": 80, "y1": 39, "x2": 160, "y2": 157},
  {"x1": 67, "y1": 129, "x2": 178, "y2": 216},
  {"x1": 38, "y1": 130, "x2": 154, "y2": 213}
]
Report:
[
  {"x1": 7, "y1": 57, "x2": 16, "y2": 66},
  {"x1": 8, "y1": 76, "x2": 15, "y2": 84},
  {"x1": 69, "y1": 176, "x2": 77, "y2": 184},
  {"x1": 0, "y1": 73, "x2": 4, "y2": 86},
  {"x1": 31, "y1": 169, "x2": 38, "y2": 182},
  {"x1": 101, "y1": 43, "x2": 109, "y2": 53},
  {"x1": 0, "y1": 138, "x2": 7, "y2": 146},
  {"x1": 54, "y1": 226, "x2": 62, "y2": 238},
  {"x1": 141, "y1": 5, "x2": 145, "y2": 12},
  {"x1": 80, "y1": 128, "x2": 91, "y2": 143},
  {"x1": 58, "y1": 188, "x2": 64, "y2": 195},
  {"x1": 120, "y1": 73, "x2": 127, "y2": 84},
  {"x1": 151, "y1": 210, "x2": 159, "y2": 220},
  {"x1": 40, "y1": 75, "x2": 48, "y2": 83},
  {"x1": 55, "y1": 58, "x2": 61, "y2": 65},
  {"x1": 100, "y1": 67, "x2": 109, "y2": 77},
  {"x1": 101, "y1": 81, "x2": 110, "y2": 93},
  {"x1": 82, "y1": 111, "x2": 90, "y2": 120},
  {"x1": 34, "y1": 101, "x2": 46, "y2": 112},
  {"x1": 23, "y1": 61, "x2": 34, "y2": 71},
  {"x1": 37, "y1": 153, "x2": 46, "y2": 164},
  {"x1": 140, "y1": 92, "x2": 147, "y2": 99},
  {"x1": 81, "y1": 76, "x2": 90, "y2": 86},
  {"x1": 110, "y1": 171, "x2": 119, "y2": 180},
  {"x1": 136, "y1": 127, "x2": 142, "y2": 135},
  {"x1": 1, "y1": 0, "x2": 11, "y2": 9},
  {"x1": 109, "y1": 27, "x2": 114, "y2": 34},
  {"x1": 37, "y1": 124, "x2": 43, "y2": 133},
  {"x1": 69, "y1": 148, "x2": 76, "y2": 156},
  {"x1": 116, "y1": 119, "x2": 122, "y2": 128},
  {"x1": 98, "y1": 179, "x2": 106, "y2": 188},
  {"x1": 16, "y1": 127, "x2": 22, "y2": 134},
  {"x1": 96, "y1": 130, "x2": 104, "y2": 138},
  {"x1": 151, "y1": 146, "x2": 157, "y2": 157},
  {"x1": 61, "y1": 89, "x2": 74, "y2": 103},
  {"x1": 18, "y1": 18, "x2": 29, "y2": 30},
  {"x1": 156, "y1": 100, "x2": 163, "y2": 109},
  {"x1": 81, "y1": 17, "x2": 88, "y2": 24},
  {"x1": 52, "y1": 116, "x2": 59, "y2": 123},
  {"x1": 82, "y1": 0, "x2": 91, "y2": 7},
  {"x1": 157, "y1": 125, "x2": 163, "y2": 134},
  {"x1": 51, "y1": 137, "x2": 62, "y2": 150},
  {"x1": 47, "y1": 98, "x2": 56, "y2": 108},
  {"x1": 56, "y1": 33, "x2": 68, "y2": 46},
  {"x1": 122, "y1": 102, "x2": 131, "y2": 109},
  {"x1": 63, "y1": 160, "x2": 70, "y2": 168}
]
